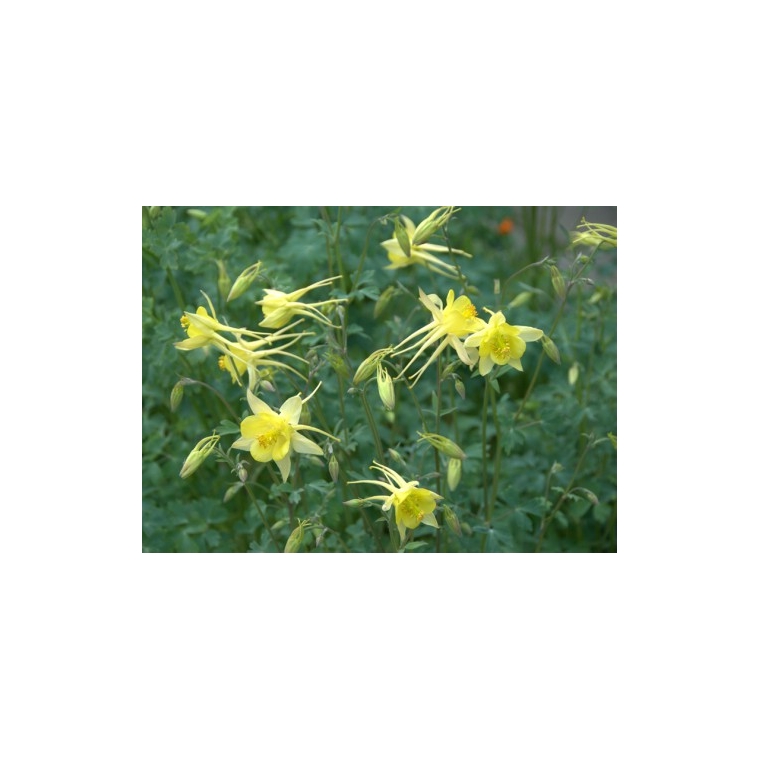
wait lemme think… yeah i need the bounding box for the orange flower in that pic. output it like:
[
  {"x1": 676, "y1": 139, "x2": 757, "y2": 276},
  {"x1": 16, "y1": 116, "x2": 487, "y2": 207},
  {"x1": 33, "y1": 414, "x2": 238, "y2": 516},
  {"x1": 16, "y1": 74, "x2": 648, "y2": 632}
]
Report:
[{"x1": 498, "y1": 218, "x2": 514, "y2": 235}]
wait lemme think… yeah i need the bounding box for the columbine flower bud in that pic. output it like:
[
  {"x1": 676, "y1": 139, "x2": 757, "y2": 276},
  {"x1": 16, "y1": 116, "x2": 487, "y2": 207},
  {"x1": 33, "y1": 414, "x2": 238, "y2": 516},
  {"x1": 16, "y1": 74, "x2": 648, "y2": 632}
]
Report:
[
  {"x1": 387, "y1": 448, "x2": 405, "y2": 465},
  {"x1": 353, "y1": 347, "x2": 393, "y2": 385},
  {"x1": 186, "y1": 209, "x2": 207, "y2": 220},
  {"x1": 541, "y1": 335, "x2": 561, "y2": 364},
  {"x1": 236, "y1": 462, "x2": 248, "y2": 482},
  {"x1": 223, "y1": 482, "x2": 244, "y2": 502},
  {"x1": 170, "y1": 381, "x2": 184, "y2": 412},
  {"x1": 569, "y1": 218, "x2": 617, "y2": 249},
  {"x1": 454, "y1": 377, "x2": 466, "y2": 400},
  {"x1": 284, "y1": 519, "x2": 310, "y2": 553},
  {"x1": 343, "y1": 499, "x2": 366, "y2": 507},
  {"x1": 443, "y1": 503, "x2": 462, "y2": 535},
  {"x1": 374, "y1": 285, "x2": 396, "y2": 319},
  {"x1": 568, "y1": 362, "x2": 579, "y2": 386},
  {"x1": 394, "y1": 217, "x2": 412, "y2": 257},
  {"x1": 550, "y1": 265, "x2": 566, "y2": 300},
  {"x1": 412, "y1": 206, "x2": 459, "y2": 246},
  {"x1": 328, "y1": 455, "x2": 340, "y2": 483},
  {"x1": 215, "y1": 260, "x2": 232, "y2": 302},
  {"x1": 507, "y1": 291, "x2": 533, "y2": 309},
  {"x1": 446, "y1": 458, "x2": 462, "y2": 491},
  {"x1": 417, "y1": 432, "x2": 467, "y2": 460},
  {"x1": 179, "y1": 433, "x2": 220, "y2": 479},
  {"x1": 377, "y1": 364, "x2": 395, "y2": 411},
  {"x1": 227, "y1": 262, "x2": 262, "y2": 302}
]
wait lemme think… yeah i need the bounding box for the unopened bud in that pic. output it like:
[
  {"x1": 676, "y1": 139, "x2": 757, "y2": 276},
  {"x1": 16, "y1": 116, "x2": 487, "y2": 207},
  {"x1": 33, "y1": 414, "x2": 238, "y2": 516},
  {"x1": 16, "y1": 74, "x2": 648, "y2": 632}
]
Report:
[
  {"x1": 179, "y1": 433, "x2": 220, "y2": 479},
  {"x1": 170, "y1": 381, "x2": 184, "y2": 411},
  {"x1": 344, "y1": 499, "x2": 366, "y2": 507},
  {"x1": 186, "y1": 209, "x2": 207, "y2": 220},
  {"x1": 568, "y1": 362, "x2": 579, "y2": 386},
  {"x1": 328, "y1": 455, "x2": 340, "y2": 483},
  {"x1": 374, "y1": 285, "x2": 396, "y2": 319},
  {"x1": 493, "y1": 279, "x2": 501, "y2": 295},
  {"x1": 541, "y1": 335, "x2": 561, "y2": 364},
  {"x1": 550, "y1": 461, "x2": 564, "y2": 475},
  {"x1": 327, "y1": 351, "x2": 350, "y2": 378},
  {"x1": 446, "y1": 458, "x2": 462, "y2": 491},
  {"x1": 216, "y1": 260, "x2": 231, "y2": 302},
  {"x1": 550, "y1": 265, "x2": 566, "y2": 300},
  {"x1": 353, "y1": 347, "x2": 393, "y2": 385},
  {"x1": 387, "y1": 448, "x2": 404, "y2": 465},
  {"x1": 149, "y1": 206, "x2": 161, "y2": 219},
  {"x1": 223, "y1": 482, "x2": 244, "y2": 502},
  {"x1": 507, "y1": 291, "x2": 533, "y2": 309},
  {"x1": 227, "y1": 262, "x2": 262, "y2": 302},
  {"x1": 454, "y1": 377, "x2": 466, "y2": 400},
  {"x1": 575, "y1": 488, "x2": 599, "y2": 506},
  {"x1": 284, "y1": 519, "x2": 310, "y2": 553},
  {"x1": 236, "y1": 463, "x2": 248, "y2": 482},
  {"x1": 412, "y1": 206, "x2": 459, "y2": 246},
  {"x1": 417, "y1": 432, "x2": 466, "y2": 460},
  {"x1": 377, "y1": 364, "x2": 395, "y2": 411},
  {"x1": 443, "y1": 503, "x2": 462, "y2": 536},
  {"x1": 394, "y1": 217, "x2": 412, "y2": 257}
]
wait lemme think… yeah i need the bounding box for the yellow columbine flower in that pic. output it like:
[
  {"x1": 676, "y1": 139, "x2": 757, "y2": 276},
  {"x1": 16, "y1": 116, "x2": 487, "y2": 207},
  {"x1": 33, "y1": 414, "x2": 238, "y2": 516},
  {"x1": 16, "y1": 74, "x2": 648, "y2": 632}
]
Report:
[
  {"x1": 175, "y1": 291, "x2": 275, "y2": 351},
  {"x1": 463, "y1": 309, "x2": 543, "y2": 376},
  {"x1": 215, "y1": 333, "x2": 309, "y2": 388},
  {"x1": 349, "y1": 461, "x2": 442, "y2": 542},
  {"x1": 231, "y1": 383, "x2": 338, "y2": 482},
  {"x1": 381, "y1": 214, "x2": 472, "y2": 279},
  {"x1": 393, "y1": 288, "x2": 486, "y2": 386},
  {"x1": 256, "y1": 276, "x2": 347, "y2": 329}
]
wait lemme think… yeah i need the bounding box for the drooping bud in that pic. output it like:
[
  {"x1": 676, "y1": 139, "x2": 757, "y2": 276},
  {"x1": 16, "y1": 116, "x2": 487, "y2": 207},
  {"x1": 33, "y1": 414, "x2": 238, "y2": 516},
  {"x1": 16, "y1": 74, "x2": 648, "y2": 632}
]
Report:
[
  {"x1": 568, "y1": 362, "x2": 580, "y2": 386},
  {"x1": 550, "y1": 265, "x2": 566, "y2": 300},
  {"x1": 179, "y1": 433, "x2": 220, "y2": 479},
  {"x1": 446, "y1": 458, "x2": 462, "y2": 491},
  {"x1": 507, "y1": 291, "x2": 533, "y2": 309},
  {"x1": 394, "y1": 217, "x2": 412, "y2": 257},
  {"x1": 454, "y1": 376, "x2": 466, "y2": 400},
  {"x1": 170, "y1": 381, "x2": 184, "y2": 412},
  {"x1": 574, "y1": 488, "x2": 599, "y2": 506},
  {"x1": 417, "y1": 432, "x2": 467, "y2": 460},
  {"x1": 387, "y1": 448, "x2": 405, "y2": 466},
  {"x1": 186, "y1": 208, "x2": 207, "y2": 221},
  {"x1": 343, "y1": 499, "x2": 366, "y2": 507},
  {"x1": 374, "y1": 285, "x2": 396, "y2": 319},
  {"x1": 215, "y1": 260, "x2": 231, "y2": 302},
  {"x1": 377, "y1": 364, "x2": 395, "y2": 411},
  {"x1": 328, "y1": 455, "x2": 340, "y2": 483},
  {"x1": 223, "y1": 482, "x2": 244, "y2": 502},
  {"x1": 443, "y1": 503, "x2": 462, "y2": 536},
  {"x1": 541, "y1": 335, "x2": 561, "y2": 364},
  {"x1": 227, "y1": 262, "x2": 262, "y2": 302}
]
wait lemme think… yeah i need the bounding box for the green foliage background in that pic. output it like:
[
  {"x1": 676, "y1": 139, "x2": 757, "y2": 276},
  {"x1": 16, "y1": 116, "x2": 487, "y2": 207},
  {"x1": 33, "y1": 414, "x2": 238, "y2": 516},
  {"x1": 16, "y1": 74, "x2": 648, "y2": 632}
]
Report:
[{"x1": 142, "y1": 206, "x2": 616, "y2": 552}]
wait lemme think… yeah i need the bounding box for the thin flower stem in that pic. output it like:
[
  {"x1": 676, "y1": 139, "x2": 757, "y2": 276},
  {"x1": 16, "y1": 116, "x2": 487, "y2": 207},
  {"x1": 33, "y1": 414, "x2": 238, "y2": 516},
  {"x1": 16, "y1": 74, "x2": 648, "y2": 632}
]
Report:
[
  {"x1": 435, "y1": 355, "x2": 443, "y2": 552},
  {"x1": 535, "y1": 437, "x2": 593, "y2": 552},
  {"x1": 180, "y1": 377, "x2": 241, "y2": 423},
  {"x1": 244, "y1": 480, "x2": 282, "y2": 551},
  {"x1": 481, "y1": 382, "x2": 488, "y2": 518},
  {"x1": 360, "y1": 390, "x2": 386, "y2": 466},
  {"x1": 514, "y1": 247, "x2": 600, "y2": 422},
  {"x1": 487, "y1": 382, "x2": 502, "y2": 520}
]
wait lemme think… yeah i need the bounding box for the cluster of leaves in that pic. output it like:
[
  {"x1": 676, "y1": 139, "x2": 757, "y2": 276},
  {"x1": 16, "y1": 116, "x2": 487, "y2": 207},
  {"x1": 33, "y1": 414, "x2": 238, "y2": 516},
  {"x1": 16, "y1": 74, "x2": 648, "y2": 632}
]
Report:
[{"x1": 142, "y1": 206, "x2": 616, "y2": 552}]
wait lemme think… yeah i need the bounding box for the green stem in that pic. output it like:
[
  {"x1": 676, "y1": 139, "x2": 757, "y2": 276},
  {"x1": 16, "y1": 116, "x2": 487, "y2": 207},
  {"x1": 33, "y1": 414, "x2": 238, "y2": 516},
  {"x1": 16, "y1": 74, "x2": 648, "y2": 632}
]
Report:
[{"x1": 535, "y1": 438, "x2": 593, "y2": 552}]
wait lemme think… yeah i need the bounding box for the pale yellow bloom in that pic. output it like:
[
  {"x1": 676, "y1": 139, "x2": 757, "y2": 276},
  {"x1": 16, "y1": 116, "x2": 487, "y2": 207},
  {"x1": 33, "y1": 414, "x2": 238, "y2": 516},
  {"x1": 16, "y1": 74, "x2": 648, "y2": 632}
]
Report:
[
  {"x1": 463, "y1": 309, "x2": 543, "y2": 376},
  {"x1": 381, "y1": 215, "x2": 472, "y2": 279},
  {"x1": 257, "y1": 276, "x2": 346, "y2": 329},
  {"x1": 349, "y1": 461, "x2": 442, "y2": 542},
  {"x1": 231, "y1": 384, "x2": 338, "y2": 482},
  {"x1": 393, "y1": 289, "x2": 486, "y2": 386}
]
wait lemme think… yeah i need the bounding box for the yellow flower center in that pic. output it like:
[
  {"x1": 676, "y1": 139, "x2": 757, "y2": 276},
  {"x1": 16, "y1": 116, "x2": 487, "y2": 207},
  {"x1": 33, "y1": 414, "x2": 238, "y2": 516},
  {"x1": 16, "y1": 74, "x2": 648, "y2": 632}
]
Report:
[
  {"x1": 462, "y1": 303, "x2": 478, "y2": 319},
  {"x1": 218, "y1": 356, "x2": 227, "y2": 370},
  {"x1": 180, "y1": 315, "x2": 190, "y2": 329},
  {"x1": 256, "y1": 431, "x2": 279, "y2": 450},
  {"x1": 487, "y1": 329, "x2": 511, "y2": 362},
  {"x1": 399, "y1": 492, "x2": 425, "y2": 524}
]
